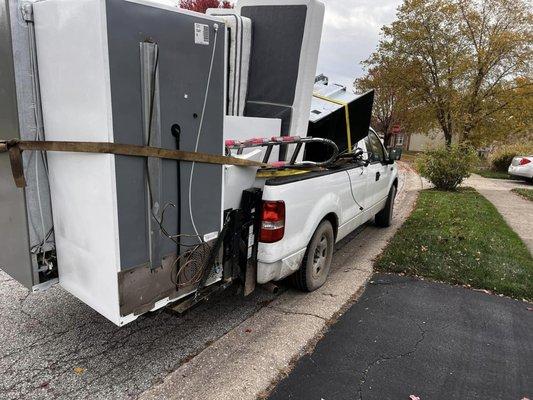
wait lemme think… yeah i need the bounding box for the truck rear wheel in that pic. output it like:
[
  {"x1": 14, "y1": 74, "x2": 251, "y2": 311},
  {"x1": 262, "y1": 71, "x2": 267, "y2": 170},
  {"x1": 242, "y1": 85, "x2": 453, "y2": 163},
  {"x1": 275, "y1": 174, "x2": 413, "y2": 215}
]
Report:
[
  {"x1": 293, "y1": 220, "x2": 334, "y2": 292},
  {"x1": 375, "y1": 185, "x2": 397, "y2": 227}
]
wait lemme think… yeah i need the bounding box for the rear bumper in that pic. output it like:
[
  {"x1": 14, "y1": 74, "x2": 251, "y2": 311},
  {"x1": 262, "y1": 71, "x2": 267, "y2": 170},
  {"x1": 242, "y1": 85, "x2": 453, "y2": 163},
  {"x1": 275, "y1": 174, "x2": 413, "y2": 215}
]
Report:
[{"x1": 257, "y1": 247, "x2": 306, "y2": 284}]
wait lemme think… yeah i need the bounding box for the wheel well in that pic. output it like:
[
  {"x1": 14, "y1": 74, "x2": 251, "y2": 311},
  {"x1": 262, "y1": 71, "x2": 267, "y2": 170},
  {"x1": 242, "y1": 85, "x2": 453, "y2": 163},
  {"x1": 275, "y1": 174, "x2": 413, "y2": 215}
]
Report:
[
  {"x1": 323, "y1": 212, "x2": 338, "y2": 240},
  {"x1": 393, "y1": 178, "x2": 398, "y2": 189}
]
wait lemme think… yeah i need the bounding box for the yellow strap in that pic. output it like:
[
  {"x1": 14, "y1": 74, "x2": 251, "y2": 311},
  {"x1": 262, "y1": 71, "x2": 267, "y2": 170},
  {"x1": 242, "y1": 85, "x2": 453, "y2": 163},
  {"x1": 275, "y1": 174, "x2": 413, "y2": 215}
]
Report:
[
  {"x1": 313, "y1": 93, "x2": 352, "y2": 153},
  {"x1": 256, "y1": 169, "x2": 310, "y2": 178}
]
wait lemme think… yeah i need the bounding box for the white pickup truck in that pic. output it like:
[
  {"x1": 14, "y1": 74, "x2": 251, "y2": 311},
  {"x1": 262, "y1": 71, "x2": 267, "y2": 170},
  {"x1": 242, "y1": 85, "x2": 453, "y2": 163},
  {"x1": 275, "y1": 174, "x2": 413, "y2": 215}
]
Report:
[{"x1": 256, "y1": 128, "x2": 400, "y2": 292}]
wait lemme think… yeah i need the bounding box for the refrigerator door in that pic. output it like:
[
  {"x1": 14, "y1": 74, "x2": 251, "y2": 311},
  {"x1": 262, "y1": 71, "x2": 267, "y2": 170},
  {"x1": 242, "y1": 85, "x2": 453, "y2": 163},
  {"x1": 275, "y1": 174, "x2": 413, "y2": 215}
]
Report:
[{"x1": 0, "y1": 0, "x2": 34, "y2": 289}]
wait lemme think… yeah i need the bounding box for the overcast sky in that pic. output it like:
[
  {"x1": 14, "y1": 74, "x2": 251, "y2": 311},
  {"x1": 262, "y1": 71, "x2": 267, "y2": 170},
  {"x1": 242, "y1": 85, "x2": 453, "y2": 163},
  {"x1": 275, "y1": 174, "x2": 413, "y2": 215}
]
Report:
[
  {"x1": 316, "y1": 0, "x2": 402, "y2": 87},
  {"x1": 168, "y1": 0, "x2": 403, "y2": 87}
]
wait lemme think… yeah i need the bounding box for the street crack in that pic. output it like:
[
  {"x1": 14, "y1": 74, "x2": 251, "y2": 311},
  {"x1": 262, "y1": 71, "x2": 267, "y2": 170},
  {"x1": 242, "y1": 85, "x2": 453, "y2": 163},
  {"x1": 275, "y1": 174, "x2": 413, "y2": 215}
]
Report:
[{"x1": 357, "y1": 322, "x2": 427, "y2": 400}]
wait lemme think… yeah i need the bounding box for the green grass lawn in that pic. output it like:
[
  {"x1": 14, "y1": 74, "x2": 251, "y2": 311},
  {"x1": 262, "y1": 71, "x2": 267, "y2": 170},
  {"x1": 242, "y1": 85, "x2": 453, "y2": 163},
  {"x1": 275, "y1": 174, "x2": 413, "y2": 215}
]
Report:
[
  {"x1": 377, "y1": 188, "x2": 533, "y2": 301},
  {"x1": 475, "y1": 169, "x2": 512, "y2": 180},
  {"x1": 512, "y1": 188, "x2": 533, "y2": 202}
]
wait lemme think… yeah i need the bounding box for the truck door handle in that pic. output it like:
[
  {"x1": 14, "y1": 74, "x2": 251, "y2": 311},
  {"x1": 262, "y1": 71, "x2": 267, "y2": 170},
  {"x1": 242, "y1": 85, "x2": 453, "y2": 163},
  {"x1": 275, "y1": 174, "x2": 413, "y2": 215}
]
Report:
[{"x1": 375, "y1": 171, "x2": 380, "y2": 181}]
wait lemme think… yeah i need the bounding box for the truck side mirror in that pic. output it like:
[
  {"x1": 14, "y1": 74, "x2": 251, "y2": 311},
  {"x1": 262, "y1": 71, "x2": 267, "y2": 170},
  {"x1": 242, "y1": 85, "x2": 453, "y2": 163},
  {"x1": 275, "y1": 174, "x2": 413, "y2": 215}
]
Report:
[
  {"x1": 353, "y1": 147, "x2": 364, "y2": 158},
  {"x1": 388, "y1": 148, "x2": 402, "y2": 162}
]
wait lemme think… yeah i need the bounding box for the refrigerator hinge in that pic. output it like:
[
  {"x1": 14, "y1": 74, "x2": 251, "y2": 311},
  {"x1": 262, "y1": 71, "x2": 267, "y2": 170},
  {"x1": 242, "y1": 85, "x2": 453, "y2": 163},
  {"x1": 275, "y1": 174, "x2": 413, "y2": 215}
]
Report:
[{"x1": 21, "y1": 2, "x2": 34, "y2": 22}]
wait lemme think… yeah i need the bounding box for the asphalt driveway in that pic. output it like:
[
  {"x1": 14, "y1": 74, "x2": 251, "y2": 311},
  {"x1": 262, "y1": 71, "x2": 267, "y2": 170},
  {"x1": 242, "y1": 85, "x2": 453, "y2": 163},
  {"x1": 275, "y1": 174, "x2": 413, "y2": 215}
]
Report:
[{"x1": 269, "y1": 273, "x2": 533, "y2": 400}]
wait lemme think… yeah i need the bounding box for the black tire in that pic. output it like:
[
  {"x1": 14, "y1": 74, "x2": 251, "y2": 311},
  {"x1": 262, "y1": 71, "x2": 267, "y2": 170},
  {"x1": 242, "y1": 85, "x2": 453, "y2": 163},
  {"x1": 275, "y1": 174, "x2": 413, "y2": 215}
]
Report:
[
  {"x1": 293, "y1": 220, "x2": 334, "y2": 292},
  {"x1": 375, "y1": 185, "x2": 397, "y2": 228}
]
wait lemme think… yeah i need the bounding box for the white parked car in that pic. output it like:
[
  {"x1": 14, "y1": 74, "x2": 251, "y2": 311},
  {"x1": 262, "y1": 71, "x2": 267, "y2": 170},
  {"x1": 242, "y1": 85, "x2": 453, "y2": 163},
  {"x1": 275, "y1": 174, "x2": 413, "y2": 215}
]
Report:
[{"x1": 508, "y1": 156, "x2": 533, "y2": 182}]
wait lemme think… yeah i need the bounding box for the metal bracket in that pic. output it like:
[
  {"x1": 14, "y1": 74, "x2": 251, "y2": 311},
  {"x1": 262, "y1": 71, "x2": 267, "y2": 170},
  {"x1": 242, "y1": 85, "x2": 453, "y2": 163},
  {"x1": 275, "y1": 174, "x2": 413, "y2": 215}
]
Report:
[
  {"x1": 21, "y1": 2, "x2": 34, "y2": 22},
  {"x1": 240, "y1": 188, "x2": 262, "y2": 296},
  {"x1": 167, "y1": 279, "x2": 233, "y2": 314},
  {"x1": 140, "y1": 41, "x2": 163, "y2": 270}
]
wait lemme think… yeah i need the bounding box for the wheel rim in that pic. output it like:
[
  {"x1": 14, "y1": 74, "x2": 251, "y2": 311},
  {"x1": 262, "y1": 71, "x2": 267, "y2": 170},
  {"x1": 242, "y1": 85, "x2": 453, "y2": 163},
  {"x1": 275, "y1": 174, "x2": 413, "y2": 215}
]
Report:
[{"x1": 312, "y1": 234, "x2": 328, "y2": 278}]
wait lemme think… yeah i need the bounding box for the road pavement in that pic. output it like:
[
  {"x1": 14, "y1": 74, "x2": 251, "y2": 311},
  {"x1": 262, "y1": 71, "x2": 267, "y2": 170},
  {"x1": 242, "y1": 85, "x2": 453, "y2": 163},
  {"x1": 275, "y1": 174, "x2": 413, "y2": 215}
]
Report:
[
  {"x1": 0, "y1": 272, "x2": 276, "y2": 399},
  {"x1": 269, "y1": 273, "x2": 533, "y2": 400}
]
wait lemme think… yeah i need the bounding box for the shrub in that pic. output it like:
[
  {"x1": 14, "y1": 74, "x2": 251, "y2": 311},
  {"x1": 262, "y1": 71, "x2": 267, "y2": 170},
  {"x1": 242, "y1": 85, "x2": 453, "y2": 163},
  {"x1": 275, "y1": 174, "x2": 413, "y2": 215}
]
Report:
[
  {"x1": 489, "y1": 143, "x2": 533, "y2": 172},
  {"x1": 415, "y1": 144, "x2": 477, "y2": 190}
]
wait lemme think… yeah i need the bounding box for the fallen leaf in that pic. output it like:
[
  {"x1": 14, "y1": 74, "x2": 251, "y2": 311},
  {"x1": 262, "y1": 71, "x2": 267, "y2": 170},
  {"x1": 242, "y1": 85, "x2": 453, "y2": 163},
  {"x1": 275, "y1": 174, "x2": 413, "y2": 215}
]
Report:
[
  {"x1": 73, "y1": 367, "x2": 85, "y2": 375},
  {"x1": 39, "y1": 381, "x2": 49, "y2": 389},
  {"x1": 409, "y1": 396, "x2": 421, "y2": 400},
  {"x1": 244, "y1": 328, "x2": 252, "y2": 333}
]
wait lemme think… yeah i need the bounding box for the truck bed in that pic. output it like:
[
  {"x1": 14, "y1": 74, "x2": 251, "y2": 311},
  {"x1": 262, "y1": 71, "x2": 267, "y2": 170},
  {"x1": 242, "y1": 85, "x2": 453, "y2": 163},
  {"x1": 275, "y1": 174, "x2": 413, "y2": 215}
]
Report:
[{"x1": 265, "y1": 162, "x2": 365, "y2": 186}]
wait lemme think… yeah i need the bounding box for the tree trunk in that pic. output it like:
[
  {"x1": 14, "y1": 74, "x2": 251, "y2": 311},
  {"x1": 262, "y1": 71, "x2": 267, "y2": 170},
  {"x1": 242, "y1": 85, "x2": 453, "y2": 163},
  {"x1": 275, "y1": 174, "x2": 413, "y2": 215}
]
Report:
[
  {"x1": 445, "y1": 116, "x2": 453, "y2": 146},
  {"x1": 436, "y1": 109, "x2": 453, "y2": 147},
  {"x1": 444, "y1": 130, "x2": 452, "y2": 146},
  {"x1": 384, "y1": 131, "x2": 392, "y2": 148}
]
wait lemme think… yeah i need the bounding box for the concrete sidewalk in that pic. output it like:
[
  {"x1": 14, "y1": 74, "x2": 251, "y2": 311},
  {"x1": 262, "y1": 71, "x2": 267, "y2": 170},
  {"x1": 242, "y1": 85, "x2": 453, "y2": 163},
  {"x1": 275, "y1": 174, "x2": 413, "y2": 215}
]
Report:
[
  {"x1": 140, "y1": 164, "x2": 422, "y2": 400},
  {"x1": 269, "y1": 273, "x2": 533, "y2": 400},
  {"x1": 466, "y1": 175, "x2": 533, "y2": 254}
]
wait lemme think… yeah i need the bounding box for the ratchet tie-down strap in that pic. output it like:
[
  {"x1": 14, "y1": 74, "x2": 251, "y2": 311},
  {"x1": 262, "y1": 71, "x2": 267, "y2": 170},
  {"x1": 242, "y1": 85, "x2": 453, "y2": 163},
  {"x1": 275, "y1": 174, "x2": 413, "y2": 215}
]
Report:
[
  {"x1": 313, "y1": 93, "x2": 353, "y2": 153},
  {"x1": 0, "y1": 139, "x2": 267, "y2": 188}
]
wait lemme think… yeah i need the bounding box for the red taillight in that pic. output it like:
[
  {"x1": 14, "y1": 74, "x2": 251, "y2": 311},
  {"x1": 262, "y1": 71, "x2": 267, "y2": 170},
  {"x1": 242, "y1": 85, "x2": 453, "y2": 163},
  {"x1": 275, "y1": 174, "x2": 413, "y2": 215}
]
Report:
[
  {"x1": 519, "y1": 158, "x2": 531, "y2": 165},
  {"x1": 260, "y1": 201, "x2": 285, "y2": 243}
]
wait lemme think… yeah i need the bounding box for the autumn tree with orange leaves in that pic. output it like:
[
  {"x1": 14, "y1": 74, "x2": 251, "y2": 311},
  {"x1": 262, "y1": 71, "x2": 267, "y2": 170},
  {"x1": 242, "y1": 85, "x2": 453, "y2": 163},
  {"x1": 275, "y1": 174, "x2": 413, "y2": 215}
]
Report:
[{"x1": 358, "y1": 0, "x2": 532, "y2": 147}]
